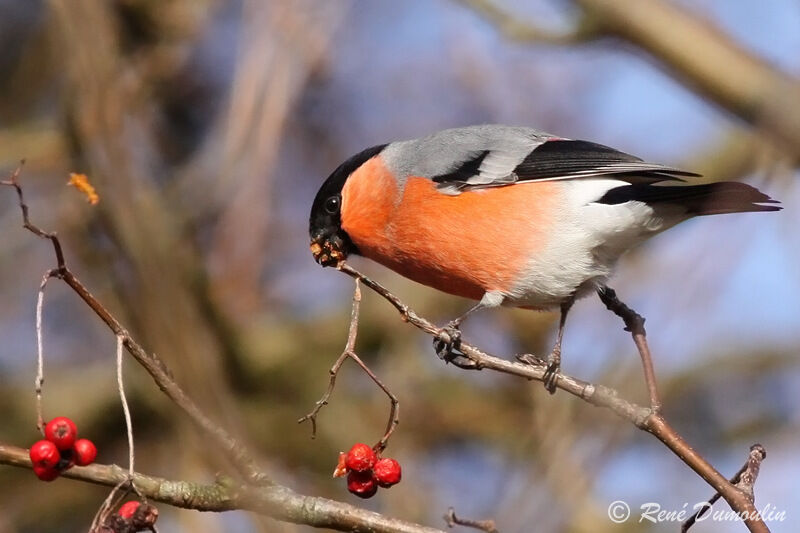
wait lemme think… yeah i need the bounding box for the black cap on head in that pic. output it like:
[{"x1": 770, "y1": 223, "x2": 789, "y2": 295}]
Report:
[{"x1": 309, "y1": 143, "x2": 387, "y2": 265}]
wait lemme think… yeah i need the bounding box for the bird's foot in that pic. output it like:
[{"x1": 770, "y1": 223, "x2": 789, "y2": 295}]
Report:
[
  {"x1": 542, "y1": 360, "x2": 560, "y2": 395},
  {"x1": 433, "y1": 321, "x2": 462, "y2": 363},
  {"x1": 515, "y1": 350, "x2": 561, "y2": 394},
  {"x1": 515, "y1": 352, "x2": 546, "y2": 366},
  {"x1": 434, "y1": 323, "x2": 482, "y2": 369}
]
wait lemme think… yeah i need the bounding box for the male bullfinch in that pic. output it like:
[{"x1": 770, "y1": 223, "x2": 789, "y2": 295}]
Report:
[{"x1": 309, "y1": 125, "x2": 780, "y2": 392}]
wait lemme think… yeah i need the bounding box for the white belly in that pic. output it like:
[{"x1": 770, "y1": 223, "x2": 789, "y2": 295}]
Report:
[{"x1": 501, "y1": 180, "x2": 686, "y2": 309}]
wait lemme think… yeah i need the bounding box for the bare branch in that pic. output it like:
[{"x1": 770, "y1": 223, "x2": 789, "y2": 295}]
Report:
[
  {"x1": 336, "y1": 263, "x2": 770, "y2": 533},
  {"x1": 736, "y1": 444, "x2": 767, "y2": 501},
  {"x1": 337, "y1": 263, "x2": 650, "y2": 420},
  {"x1": 597, "y1": 286, "x2": 661, "y2": 411},
  {"x1": 1, "y1": 163, "x2": 66, "y2": 269}
]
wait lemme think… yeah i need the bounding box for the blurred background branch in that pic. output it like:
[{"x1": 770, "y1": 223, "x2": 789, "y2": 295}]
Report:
[
  {"x1": 459, "y1": 0, "x2": 800, "y2": 162},
  {"x1": 458, "y1": 0, "x2": 601, "y2": 44}
]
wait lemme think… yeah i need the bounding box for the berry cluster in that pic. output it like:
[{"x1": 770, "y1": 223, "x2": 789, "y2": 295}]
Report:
[
  {"x1": 333, "y1": 443, "x2": 402, "y2": 499},
  {"x1": 29, "y1": 416, "x2": 97, "y2": 481}
]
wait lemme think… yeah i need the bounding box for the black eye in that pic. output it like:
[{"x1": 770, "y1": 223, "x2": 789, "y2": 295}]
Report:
[{"x1": 324, "y1": 195, "x2": 341, "y2": 214}]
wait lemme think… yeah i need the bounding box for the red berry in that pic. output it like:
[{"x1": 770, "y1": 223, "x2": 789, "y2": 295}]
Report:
[
  {"x1": 33, "y1": 464, "x2": 60, "y2": 481},
  {"x1": 118, "y1": 501, "x2": 141, "y2": 520},
  {"x1": 373, "y1": 457, "x2": 402, "y2": 487},
  {"x1": 344, "y1": 443, "x2": 376, "y2": 473},
  {"x1": 30, "y1": 440, "x2": 60, "y2": 469},
  {"x1": 44, "y1": 417, "x2": 78, "y2": 451},
  {"x1": 347, "y1": 470, "x2": 377, "y2": 499},
  {"x1": 73, "y1": 439, "x2": 97, "y2": 466}
]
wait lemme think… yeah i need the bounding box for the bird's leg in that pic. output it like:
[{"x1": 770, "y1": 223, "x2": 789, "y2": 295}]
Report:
[
  {"x1": 597, "y1": 286, "x2": 661, "y2": 412},
  {"x1": 543, "y1": 298, "x2": 573, "y2": 394},
  {"x1": 516, "y1": 296, "x2": 574, "y2": 394}
]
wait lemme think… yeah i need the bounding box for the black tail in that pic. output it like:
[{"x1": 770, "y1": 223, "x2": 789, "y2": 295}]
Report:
[{"x1": 596, "y1": 182, "x2": 781, "y2": 215}]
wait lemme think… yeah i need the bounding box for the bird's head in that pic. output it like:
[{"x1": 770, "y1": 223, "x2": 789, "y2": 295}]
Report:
[{"x1": 309, "y1": 144, "x2": 387, "y2": 267}]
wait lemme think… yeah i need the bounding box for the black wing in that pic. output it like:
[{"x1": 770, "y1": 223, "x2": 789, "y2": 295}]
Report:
[
  {"x1": 431, "y1": 139, "x2": 699, "y2": 193},
  {"x1": 513, "y1": 140, "x2": 700, "y2": 183}
]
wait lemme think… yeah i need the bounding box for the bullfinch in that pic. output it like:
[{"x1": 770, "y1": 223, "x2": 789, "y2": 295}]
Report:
[{"x1": 309, "y1": 125, "x2": 780, "y2": 392}]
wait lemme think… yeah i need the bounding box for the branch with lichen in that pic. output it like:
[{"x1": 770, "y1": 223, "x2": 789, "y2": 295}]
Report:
[{"x1": 0, "y1": 443, "x2": 443, "y2": 533}]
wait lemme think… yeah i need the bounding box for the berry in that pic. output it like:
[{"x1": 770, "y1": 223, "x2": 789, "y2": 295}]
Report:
[
  {"x1": 30, "y1": 440, "x2": 60, "y2": 469},
  {"x1": 344, "y1": 443, "x2": 376, "y2": 473},
  {"x1": 73, "y1": 439, "x2": 97, "y2": 466},
  {"x1": 373, "y1": 457, "x2": 402, "y2": 487},
  {"x1": 332, "y1": 452, "x2": 348, "y2": 478},
  {"x1": 118, "y1": 501, "x2": 141, "y2": 520},
  {"x1": 44, "y1": 417, "x2": 78, "y2": 451},
  {"x1": 33, "y1": 464, "x2": 60, "y2": 481},
  {"x1": 347, "y1": 470, "x2": 377, "y2": 499}
]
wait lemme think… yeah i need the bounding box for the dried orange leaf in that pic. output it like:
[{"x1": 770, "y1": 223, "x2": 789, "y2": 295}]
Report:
[
  {"x1": 333, "y1": 452, "x2": 348, "y2": 478},
  {"x1": 67, "y1": 173, "x2": 99, "y2": 205}
]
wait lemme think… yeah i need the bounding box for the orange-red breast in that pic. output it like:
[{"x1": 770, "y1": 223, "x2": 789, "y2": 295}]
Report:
[{"x1": 309, "y1": 125, "x2": 780, "y2": 391}]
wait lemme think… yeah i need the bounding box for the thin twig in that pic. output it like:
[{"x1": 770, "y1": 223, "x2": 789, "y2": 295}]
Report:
[
  {"x1": 682, "y1": 444, "x2": 767, "y2": 532},
  {"x1": 443, "y1": 507, "x2": 498, "y2": 533},
  {"x1": 1, "y1": 162, "x2": 66, "y2": 270},
  {"x1": 736, "y1": 444, "x2": 767, "y2": 500},
  {"x1": 299, "y1": 279, "x2": 400, "y2": 453},
  {"x1": 34, "y1": 269, "x2": 58, "y2": 433},
  {"x1": 298, "y1": 280, "x2": 364, "y2": 437},
  {"x1": 116, "y1": 335, "x2": 135, "y2": 477}
]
